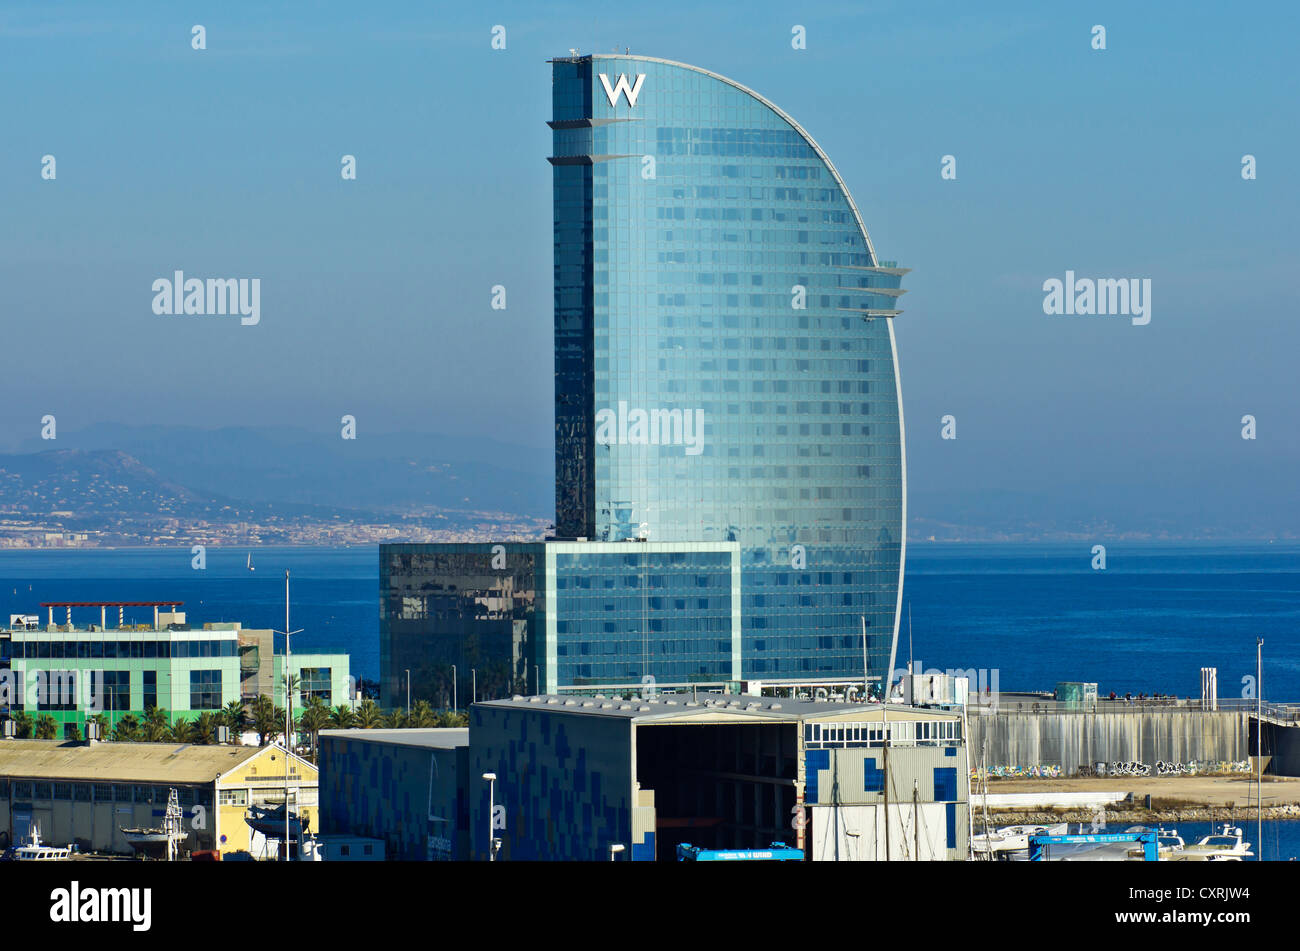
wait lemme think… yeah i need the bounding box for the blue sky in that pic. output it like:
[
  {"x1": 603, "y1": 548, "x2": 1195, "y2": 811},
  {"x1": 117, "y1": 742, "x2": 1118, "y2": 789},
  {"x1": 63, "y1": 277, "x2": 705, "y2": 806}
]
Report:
[{"x1": 2, "y1": 1, "x2": 1297, "y2": 534}]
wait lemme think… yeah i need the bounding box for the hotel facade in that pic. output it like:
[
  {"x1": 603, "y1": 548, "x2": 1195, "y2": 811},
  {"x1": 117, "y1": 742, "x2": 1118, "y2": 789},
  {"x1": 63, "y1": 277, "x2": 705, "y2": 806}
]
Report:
[{"x1": 383, "y1": 55, "x2": 906, "y2": 703}]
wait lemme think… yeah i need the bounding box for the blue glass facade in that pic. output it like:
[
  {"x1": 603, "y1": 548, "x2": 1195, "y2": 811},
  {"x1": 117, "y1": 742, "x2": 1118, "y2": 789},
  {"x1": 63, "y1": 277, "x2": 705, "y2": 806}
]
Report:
[
  {"x1": 551, "y1": 56, "x2": 906, "y2": 686},
  {"x1": 379, "y1": 541, "x2": 740, "y2": 702}
]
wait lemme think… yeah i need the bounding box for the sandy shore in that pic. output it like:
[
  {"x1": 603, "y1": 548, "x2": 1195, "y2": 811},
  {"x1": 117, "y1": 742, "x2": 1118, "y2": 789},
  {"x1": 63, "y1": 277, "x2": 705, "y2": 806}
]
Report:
[
  {"x1": 976, "y1": 774, "x2": 1300, "y2": 825},
  {"x1": 985, "y1": 774, "x2": 1300, "y2": 806}
]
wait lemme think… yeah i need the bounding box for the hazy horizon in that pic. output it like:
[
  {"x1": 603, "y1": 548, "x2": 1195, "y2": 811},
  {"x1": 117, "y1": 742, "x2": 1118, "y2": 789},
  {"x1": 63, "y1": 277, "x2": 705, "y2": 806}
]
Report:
[{"x1": 3, "y1": 0, "x2": 1297, "y2": 538}]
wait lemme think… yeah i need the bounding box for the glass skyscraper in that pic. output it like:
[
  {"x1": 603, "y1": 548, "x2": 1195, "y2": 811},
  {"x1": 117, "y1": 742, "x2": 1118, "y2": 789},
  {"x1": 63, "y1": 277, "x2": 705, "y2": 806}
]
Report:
[
  {"x1": 380, "y1": 54, "x2": 907, "y2": 705},
  {"x1": 551, "y1": 55, "x2": 907, "y2": 687}
]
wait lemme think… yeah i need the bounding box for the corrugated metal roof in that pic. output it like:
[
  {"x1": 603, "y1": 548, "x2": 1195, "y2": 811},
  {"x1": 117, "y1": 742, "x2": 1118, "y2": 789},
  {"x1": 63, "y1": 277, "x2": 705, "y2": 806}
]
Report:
[
  {"x1": 475, "y1": 694, "x2": 960, "y2": 724},
  {"x1": 319, "y1": 728, "x2": 468, "y2": 750},
  {"x1": 0, "y1": 740, "x2": 266, "y2": 784}
]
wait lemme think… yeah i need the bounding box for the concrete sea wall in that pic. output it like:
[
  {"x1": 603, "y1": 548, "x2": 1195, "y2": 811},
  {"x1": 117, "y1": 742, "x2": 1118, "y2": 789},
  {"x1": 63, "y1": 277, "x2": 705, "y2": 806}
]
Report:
[{"x1": 968, "y1": 709, "x2": 1250, "y2": 774}]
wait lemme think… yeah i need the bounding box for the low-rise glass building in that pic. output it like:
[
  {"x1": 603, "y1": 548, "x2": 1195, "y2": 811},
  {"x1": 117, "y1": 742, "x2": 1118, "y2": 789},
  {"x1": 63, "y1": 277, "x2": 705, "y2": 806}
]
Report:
[{"x1": 380, "y1": 541, "x2": 740, "y2": 705}]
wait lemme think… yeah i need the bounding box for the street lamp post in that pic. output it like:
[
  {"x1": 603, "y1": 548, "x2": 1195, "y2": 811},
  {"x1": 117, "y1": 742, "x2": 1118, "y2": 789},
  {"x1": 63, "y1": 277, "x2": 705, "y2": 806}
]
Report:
[
  {"x1": 482, "y1": 772, "x2": 498, "y2": 861},
  {"x1": 273, "y1": 568, "x2": 303, "y2": 861},
  {"x1": 405, "y1": 668, "x2": 410, "y2": 719},
  {"x1": 451, "y1": 664, "x2": 457, "y2": 714},
  {"x1": 608, "y1": 843, "x2": 625, "y2": 861},
  {"x1": 472, "y1": 668, "x2": 477, "y2": 704}
]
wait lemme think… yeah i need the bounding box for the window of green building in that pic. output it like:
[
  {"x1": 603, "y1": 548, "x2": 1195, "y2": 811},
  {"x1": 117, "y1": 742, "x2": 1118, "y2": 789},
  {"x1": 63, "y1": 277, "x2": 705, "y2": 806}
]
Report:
[
  {"x1": 189, "y1": 669, "x2": 222, "y2": 710},
  {"x1": 300, "y1": 667, "x2": 332, "y2": 706}
]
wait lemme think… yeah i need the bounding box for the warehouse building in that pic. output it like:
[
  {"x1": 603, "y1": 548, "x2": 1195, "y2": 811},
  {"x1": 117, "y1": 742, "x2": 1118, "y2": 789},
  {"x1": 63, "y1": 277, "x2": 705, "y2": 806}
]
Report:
[
  {"x1": 0, "y1": 739, "x2": 318, "y2": 858},
  {"x1": 470, "y1": 694, "x2": 968, "y2": 861},
  {"x1": 318, "y1": 728, "x2": 469, "y2": 861}
]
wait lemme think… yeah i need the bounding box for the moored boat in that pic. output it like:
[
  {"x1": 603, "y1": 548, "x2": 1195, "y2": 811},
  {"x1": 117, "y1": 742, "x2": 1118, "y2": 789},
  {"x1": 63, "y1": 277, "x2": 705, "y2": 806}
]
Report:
[{"x1": 10, "y1": 824, "x2": 72, "y2": 861}]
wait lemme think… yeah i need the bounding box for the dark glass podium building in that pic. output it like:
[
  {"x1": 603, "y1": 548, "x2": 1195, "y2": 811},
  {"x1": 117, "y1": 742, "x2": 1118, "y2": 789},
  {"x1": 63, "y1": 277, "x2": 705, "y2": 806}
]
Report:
[
  {"x1": 551, "y1": 55, "x2": 907, "y2": 685},
  {"x1": 381, "y1": 55, "x2": 906, "y2": 706}
]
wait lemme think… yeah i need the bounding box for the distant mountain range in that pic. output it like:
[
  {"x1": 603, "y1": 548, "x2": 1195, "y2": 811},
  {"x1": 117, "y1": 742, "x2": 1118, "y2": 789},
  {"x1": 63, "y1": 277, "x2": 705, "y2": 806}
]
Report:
[
  {"x1": 0, "y1": 424, "x2": 1288, "y2": 546},
  {"x1": 0, "y1": 424, "x2": 555, "y2": 546},
  {"x1": 12, "y1": 423, "x2": 552, "y2": 515}
]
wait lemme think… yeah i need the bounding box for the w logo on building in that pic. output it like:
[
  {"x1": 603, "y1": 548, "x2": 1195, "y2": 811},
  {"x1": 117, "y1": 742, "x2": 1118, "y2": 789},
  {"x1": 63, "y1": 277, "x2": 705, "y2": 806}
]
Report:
[{"x1": 598, "y1": 73, "x2": 645, "y2": 108}]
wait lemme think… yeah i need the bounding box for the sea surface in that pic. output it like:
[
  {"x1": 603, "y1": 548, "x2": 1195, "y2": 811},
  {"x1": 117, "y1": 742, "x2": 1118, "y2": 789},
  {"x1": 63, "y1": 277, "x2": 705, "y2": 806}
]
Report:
[
  {"x1": 905, "y1": 542, "x2": 1300, "y2": 701},
  {"x1": 1, "y1": 542, "x2": 1298, "y2": 699}
]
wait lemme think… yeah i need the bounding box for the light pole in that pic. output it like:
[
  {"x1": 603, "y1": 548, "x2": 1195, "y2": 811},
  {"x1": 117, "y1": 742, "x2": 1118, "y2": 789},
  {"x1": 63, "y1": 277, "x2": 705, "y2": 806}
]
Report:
[
  {"x1": 608, "y1": 843, "x2": 625, "y2": 861},
  {"x1": 451, "y1": 664, "x2": 457, "y2": 714},
  {"x1": 273, "y1": 569, "x2": 304, "y2": 861},
  {"x1": 482, "y1": 772, "x2": 498, "y2": 861},
  {"x1": 405, "y1": 669, "x2": 410, "y2": 719},
  {"x1": 472, "y1": 668, "x2": 477, "y2": 704}
]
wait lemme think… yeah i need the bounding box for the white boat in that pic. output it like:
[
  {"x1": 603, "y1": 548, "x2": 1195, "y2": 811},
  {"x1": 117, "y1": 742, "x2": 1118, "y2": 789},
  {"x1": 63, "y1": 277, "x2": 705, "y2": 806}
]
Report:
[
  {"x1": 1123, "y1": 826, "x2": 1185, "y2": 860},
  {"x1": 1169, "y1": 825, "x2": 1253, "y2": 862},
  {"x1": 972, "y1": 823, "x2": 1068, "y2": 859},
  {"x1": 121, "y1": 788, "x2": 188, "y2": 860},
  {"x1": 1124, "y1": 824, "x2": 1252, "y2": 861},
  {"x1": 11, "y1": 824, "x2": 72, "y2": 861}
]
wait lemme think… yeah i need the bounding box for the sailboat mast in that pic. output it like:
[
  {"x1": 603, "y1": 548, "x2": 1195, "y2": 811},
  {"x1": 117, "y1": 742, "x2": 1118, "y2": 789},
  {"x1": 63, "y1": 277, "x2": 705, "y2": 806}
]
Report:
[
  {"x1": 882, "y1": 704, "x2": 890, "y2": 862},
  {"x1": 1257, "y1": 637, "x2": 1263, "y2": 860},
  {"x1": 913, "y1": 779, "x2": 920, "y2": 861}
]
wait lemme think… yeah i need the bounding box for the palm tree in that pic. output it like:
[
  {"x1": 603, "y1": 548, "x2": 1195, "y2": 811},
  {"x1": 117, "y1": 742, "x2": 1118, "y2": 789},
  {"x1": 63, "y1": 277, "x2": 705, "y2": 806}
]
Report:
[
  {"x1": 298, "y1": 697, "x2": 331, "y2": 759},
  {"x1": 222, "y1": 699, "x2": 248, "y2": 740},
  {"x1": 142, "y1": 705, "x2": 170, "y2": 742},
  {"x1": 67, "y1": 722, "x2": 83, "y2": 742},
  {"x1": 385, "y1": 707, "x2": 409, "y2": 729},
  {"x1": 437, "y1": 711, "x2": 468, "y2": 728},
  {"x1": 329, "y1": 705, "x2": 357, "y2": 729},
  {"x1": 250, "y1": 695, "x2": 284, "y2": 746},
  {"x1": 281, "y1": 673, "x2": 300, "y2": 710},
  {"x1": 193, "y1": 711, "x2": 218, "y2": 745},
  {"x1": 112, "y1": 713, "x2": 140, "y2": 742},
  {"x1": 34, "y1": 714, "x2": 58, "y2": 740},
  {"x1": 168, "y1": 717, "x2": 197, "y2": 744},
  {"x1": 354, "y1": 698, "x2": 383, "y2": 729},
  {"x1": 11, "y1": 711, "x2": 34, "y2": 739},
  {"x1": 410, "y1": 700, "x2": 437, "y2": 728}
]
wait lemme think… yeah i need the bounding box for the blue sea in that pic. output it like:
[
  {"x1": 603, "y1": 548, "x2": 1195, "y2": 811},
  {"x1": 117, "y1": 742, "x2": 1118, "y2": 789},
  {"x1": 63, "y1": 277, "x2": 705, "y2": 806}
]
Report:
[
  {"x1": 904, "y1": 542, "x2": 1300, "y2": 701},
  {"x1": 1, "y1": 542, "x2": 1298, "y2": 699}
]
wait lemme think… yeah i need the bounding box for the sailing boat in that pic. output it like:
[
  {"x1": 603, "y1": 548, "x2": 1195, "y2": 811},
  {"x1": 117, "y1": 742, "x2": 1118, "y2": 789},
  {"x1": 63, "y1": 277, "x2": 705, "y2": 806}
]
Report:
[
  {"x1": 247, "y1": 553, "x2": 255, "y2": 572},
  {"x1": 121, "y1": 788, "x2": 188, "y2": 861}
]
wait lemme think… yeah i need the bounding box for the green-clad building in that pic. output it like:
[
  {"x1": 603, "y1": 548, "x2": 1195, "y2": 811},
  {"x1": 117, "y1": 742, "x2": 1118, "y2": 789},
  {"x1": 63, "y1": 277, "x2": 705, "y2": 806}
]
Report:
[{"x1": 1, "y1": 602, "x2": 352, "y2": 738}]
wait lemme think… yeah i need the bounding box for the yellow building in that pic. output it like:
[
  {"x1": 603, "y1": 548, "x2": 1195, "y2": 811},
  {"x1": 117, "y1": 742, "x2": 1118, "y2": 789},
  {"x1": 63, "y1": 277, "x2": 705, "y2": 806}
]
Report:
[
  {"x1": 215, "y1": 744, "x2": 318, "y2": 858},
  {"x1": 0, "y1": 739, "x2": 317, "y2": 859}
]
